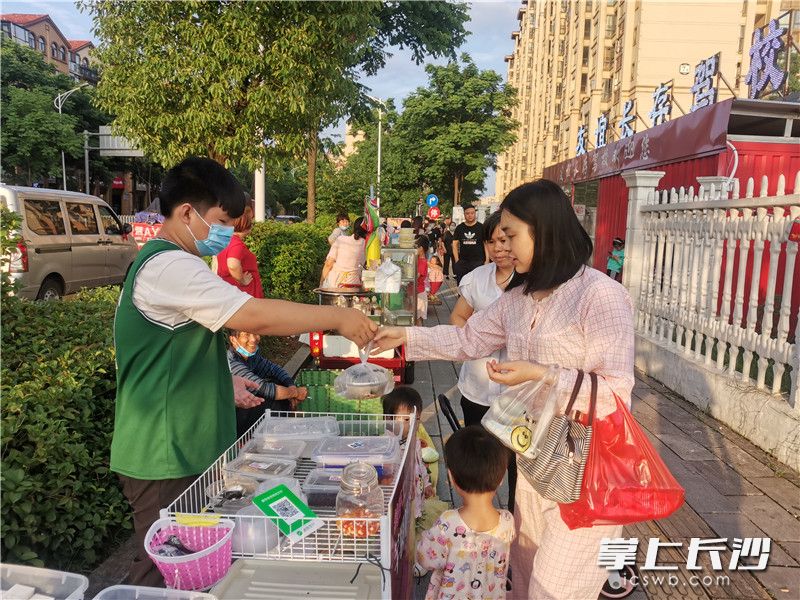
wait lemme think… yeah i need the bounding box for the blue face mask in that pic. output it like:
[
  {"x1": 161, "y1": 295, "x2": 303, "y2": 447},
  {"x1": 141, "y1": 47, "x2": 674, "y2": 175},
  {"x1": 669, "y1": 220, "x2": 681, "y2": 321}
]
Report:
[
  {"x1": 187, "y1": 208, "x2": 234, "y2": 256},
  {"x1": 236, "y1": 345, "x2": 255, "y2": 358}
]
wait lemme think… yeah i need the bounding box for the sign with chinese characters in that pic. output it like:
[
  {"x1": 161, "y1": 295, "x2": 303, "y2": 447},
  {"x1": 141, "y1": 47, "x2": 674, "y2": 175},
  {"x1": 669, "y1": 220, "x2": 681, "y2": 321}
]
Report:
[
  {"x1": 543, "y1": 99, "x2": 733, "y2": 186},
  {"x1": 745, "y1": 18, "x2": 788, "y2": 99},
  {"x1": 649, "y1": 81, "x2": 673, "y2": 126},
  {"x1": 576, "y1": 124, "x2": 588, "y2": 156},
  {"x1": 427, "y1": 206, "x2": 441, "y2": 220},
  {"x1": 595, "y1": 113, "x2": 609, "y2": 149},
  {"x1": 691, "y1": 53, "x2": 720, "y2": 112},
  {"x1": 619, "y1": 100, "x2": 636, "y2": 139}
]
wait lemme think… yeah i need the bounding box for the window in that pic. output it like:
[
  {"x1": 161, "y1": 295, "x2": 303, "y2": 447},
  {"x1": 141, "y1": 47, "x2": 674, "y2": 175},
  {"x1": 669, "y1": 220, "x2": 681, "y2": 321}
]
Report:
[
  {"x1": 584, "y1": 18, "x2": 591, "y2": 38},
  {"x1": 66, "y1": 203, "x2": 99, "y2": 235},
  {"x1": 739, "y1": 25, "x2": 746, "y2": 53},
  {"x1": 38, "y1": 36, "x2": 45, "y2": 52},
  {"x1": 98, "y1": 206, "x2": 123, "y2": 235},
  {"x1": 60, "y1": 46, "x2": 66, "y2": 62},
  {"x1": 604, "y1": 46, "x2": 614, "y2": 69},
  {"x1": 583, "y1": 46, "x2": 590, "y2": 67},
  {"x1": 24, "y1": 199, "x2": 66, "y2": 236},
  {"x1": 83, "y1": 57, "x2": 89, "y2": 67},
  {"x1": 602, "y1": 78, "x2": 612, "y2": 101},
  {"x1": 27, "y1": 32, "x2": 34, "y2": 48},
  {"x1": 581, "y1": 73, "x2": 588, "y2": 92},
  {"x1": 606, "y1": 14, "x2": 616, "y2": 36},
  {"x1": 51, "y1": 42, "x2": 57, "y2": 58}
]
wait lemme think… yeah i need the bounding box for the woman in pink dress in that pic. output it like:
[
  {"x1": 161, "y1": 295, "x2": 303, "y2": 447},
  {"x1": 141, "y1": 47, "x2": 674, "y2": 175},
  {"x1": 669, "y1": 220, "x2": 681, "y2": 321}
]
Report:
[
  {"x1": 375, "y1": 179, "x2": 635, "y2": 600},
  {"x1": 320, "y1": 217, "x2": 367, "y2": 288}
]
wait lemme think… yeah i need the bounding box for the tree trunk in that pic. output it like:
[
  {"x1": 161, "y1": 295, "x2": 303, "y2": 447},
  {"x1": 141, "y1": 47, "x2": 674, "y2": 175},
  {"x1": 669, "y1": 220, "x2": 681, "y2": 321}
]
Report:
[
  {"x1": 453, "y1": 173, "x2": 462, "y2": 206},
  {"x1": 306, "y1": 131, "x2": 317, "y2": 223},
  {"x1": 207, "y1": 147, "x2": 227, "y2": 166}
]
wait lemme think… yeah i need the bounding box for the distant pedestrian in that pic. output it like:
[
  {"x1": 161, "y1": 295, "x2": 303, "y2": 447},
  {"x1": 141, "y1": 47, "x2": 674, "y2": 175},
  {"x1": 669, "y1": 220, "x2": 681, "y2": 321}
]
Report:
[
  {"x1": 453, "y1": 205, "x2": 485, "y2": 284},
  {"x1": 443, "y1": 219, "x2": 455, "y2": 279},
  {"x1": 328, "y1": 212, "x2": 350, "y2": 245},
  {"x1": 607, "y1": 237, "x2": 625, "y2": 282}
]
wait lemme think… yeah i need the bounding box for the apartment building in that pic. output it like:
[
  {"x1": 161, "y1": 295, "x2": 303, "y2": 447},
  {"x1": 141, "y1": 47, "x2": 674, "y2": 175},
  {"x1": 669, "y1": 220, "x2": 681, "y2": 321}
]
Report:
[
  {"x1": 0, "y1": 13, "x2": 98, "y2": 84},
  {"x1": 496, "y1": 0, "x2": 797, "y2": 197}
]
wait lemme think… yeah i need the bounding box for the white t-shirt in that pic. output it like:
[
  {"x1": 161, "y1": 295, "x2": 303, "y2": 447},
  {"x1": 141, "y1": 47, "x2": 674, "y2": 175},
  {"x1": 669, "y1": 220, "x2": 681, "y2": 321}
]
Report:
[
  {"x1": 457, "y1": 262, "x2": 508, "y2": 406},
  {"x1": 132, "y1": 246, "x2": 251, "y2": 332}
]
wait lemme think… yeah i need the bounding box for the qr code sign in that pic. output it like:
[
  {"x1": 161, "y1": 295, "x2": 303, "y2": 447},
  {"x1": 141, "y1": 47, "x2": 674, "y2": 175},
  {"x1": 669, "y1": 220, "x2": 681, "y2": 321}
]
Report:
[{"x1": 270, "y1": 498, "x2": 302, "y2": 524}]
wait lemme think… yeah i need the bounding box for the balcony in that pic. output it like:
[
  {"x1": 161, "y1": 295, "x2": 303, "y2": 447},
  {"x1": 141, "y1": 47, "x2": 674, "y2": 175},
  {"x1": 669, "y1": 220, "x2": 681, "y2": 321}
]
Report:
[{"x1": 77, "y1": 65, "x2": 99, "y2": 85}]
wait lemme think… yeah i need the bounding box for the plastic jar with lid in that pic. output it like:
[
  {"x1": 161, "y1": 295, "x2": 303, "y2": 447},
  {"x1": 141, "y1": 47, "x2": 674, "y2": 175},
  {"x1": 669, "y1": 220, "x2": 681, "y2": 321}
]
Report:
[{"x1": 335, "y1": 462, "x2": 384, "y2": 538}]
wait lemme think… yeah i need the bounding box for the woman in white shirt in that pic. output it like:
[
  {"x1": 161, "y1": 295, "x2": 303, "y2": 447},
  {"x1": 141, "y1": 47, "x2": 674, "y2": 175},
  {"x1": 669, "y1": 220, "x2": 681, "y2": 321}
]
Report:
[{"x1": 450, "y1": 210, "x2": 517, "y2": 510}]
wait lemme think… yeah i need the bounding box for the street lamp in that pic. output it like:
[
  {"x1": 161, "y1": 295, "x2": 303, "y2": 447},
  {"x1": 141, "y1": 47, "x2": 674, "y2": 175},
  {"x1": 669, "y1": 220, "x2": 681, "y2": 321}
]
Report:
[
  {"x1": 54, "y1": 83, "x2": 88, "y2": 190},
  {"x1": 366, "y1": 95, "x2": 387, "y2": 210}
]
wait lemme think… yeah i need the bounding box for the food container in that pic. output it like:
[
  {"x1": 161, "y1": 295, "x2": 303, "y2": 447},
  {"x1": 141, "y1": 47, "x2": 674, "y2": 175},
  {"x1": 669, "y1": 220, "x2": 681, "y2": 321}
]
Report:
[
  {"x1": 302, "y1": 468, "x2": 344, "y2": 508},
  {"x1": 255, "y1": 416, "x2": 339, "y2": 458},
  {"x1": 239, "y1": 437, "x2": 306, "y2": 461},
  {"x1": 231, "y1": 504, "x2": 280, "y2": 556},
  {"x1": 0, "y1": 564, "x2": 88, "y2": 600},
  {"x1": 336, "y1": 463, "x2": 384, "y2": 538},
  {"x1": 333, "y1": 363, "x2": 394, "y2": 400},
  {"x1": 223, "y1": 454, "x2": 296, "y2": 481},
  {"x1": 204, "y1": 475, "x2": 259, "y2": 513},
  {"x1": 311, "y1": 435, "x2": 401, "y2": 477}
]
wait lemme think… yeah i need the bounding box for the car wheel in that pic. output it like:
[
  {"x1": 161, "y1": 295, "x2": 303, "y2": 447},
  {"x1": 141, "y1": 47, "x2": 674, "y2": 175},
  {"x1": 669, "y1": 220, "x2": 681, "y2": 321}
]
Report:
[{"x1": 36, "y1": 277, "x2": 63, "y2": 301}]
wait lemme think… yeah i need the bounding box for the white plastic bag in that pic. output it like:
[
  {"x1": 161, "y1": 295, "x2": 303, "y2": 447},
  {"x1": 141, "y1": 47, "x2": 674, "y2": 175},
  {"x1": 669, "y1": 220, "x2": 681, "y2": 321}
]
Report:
[
  {"x1": 334, "y1": 344, "x2": 395, "y2": 399},
  {"x1": 375, "y1": 258, "x2": 401, "y2": 293},
  {"x1": 481, "y1": 366, "x2": 559, "y2": 459}
]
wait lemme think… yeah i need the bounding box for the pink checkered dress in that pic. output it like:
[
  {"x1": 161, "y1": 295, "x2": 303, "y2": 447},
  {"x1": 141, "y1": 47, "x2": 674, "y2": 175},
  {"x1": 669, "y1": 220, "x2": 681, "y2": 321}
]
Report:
[{"x1": 407, "y1": 266, "x2": 635, "y2": 599}]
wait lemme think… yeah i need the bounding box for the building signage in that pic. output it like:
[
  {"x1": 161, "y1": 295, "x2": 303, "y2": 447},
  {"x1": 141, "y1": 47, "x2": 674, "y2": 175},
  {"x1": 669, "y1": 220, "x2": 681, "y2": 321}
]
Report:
[
  {"x1": 691, "y1": 53, "x2": 720, "y2": 112},
  {"x1": 745, "y1": 18, "x2": 788, "y2": 99},
  {"x1": 649, "y1": 82, "x2": 673, "y2": 126}
]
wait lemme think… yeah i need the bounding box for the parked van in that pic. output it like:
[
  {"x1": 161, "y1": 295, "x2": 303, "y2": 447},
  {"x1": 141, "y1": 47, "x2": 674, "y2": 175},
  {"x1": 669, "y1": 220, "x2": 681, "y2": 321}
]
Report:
[{"x1": 0, "y1": 185, "x2": 138, "y2": 300}]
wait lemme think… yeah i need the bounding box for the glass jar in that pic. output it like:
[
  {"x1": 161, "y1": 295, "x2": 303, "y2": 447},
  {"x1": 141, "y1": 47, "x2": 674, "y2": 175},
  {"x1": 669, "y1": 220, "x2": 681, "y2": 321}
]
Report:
[{"x1": 336, "y1": 462, "x2": 384, "y2": 538}]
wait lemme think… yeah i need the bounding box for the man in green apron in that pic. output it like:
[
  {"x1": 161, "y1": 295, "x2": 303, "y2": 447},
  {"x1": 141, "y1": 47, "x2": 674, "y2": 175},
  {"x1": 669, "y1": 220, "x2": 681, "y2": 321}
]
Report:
[{"x1": 111, "y1": 157, "x2": 376, "y2": 585}]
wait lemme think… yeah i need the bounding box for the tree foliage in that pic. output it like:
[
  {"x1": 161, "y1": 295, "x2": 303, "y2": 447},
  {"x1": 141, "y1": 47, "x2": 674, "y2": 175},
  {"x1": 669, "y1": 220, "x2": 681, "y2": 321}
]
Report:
[{"x1": 399, "y1": 54, "x2": 517, "y2": 205}]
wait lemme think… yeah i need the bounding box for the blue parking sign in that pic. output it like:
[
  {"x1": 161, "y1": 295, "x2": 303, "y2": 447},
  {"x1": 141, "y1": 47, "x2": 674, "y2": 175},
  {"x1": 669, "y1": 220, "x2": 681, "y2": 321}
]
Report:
[{"x1": 425, "y1": 193, "x2": 439, "y2": 207}]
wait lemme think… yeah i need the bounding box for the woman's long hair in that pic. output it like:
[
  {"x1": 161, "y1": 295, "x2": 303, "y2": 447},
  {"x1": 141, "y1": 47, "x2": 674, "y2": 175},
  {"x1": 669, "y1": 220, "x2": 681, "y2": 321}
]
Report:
[
  {"x1": 352, "y1": 216, "x2": 368, "y2": 241},
  {"x1": 502, "y1": 179, "x2": 593, "y2": 295}
]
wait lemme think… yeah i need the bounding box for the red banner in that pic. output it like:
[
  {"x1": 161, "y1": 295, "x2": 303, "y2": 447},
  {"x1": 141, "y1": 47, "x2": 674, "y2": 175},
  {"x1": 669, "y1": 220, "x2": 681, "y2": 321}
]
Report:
[
  {"x1": 543, "y1": 99, "x2": 734, "y2": 185},
  {"x1": 131, "y1": 222, "x2": 162, "y2": 247}
]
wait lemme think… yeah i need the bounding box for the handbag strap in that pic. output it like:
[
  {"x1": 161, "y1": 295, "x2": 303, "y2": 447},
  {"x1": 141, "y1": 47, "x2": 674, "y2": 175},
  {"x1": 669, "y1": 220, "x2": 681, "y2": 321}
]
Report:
[
  {"x1": 563, "y1": 370, "x2": 598, "y2": 426},
  {"x1": 564, "y1": 370, "x2": 585, "y2": 415}
]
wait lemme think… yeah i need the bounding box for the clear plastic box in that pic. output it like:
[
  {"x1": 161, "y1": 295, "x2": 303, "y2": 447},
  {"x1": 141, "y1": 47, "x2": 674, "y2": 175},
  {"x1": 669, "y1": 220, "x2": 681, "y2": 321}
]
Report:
[
  {"x1": 223, "y1": 454, "x2": 296, "y2": 480},
  {"x1": 92, "y1": 585, "x2": 216, "y2": 599},
  {"x1": 238, "y1": 437, "x2": 305, "y2": 460},
  {"x1": 256, "y1": 416, "x2": 339, "y2": 438},
  {"x1": 302, "y1": 468, "x2": 344, "y2": 508},
  {"x1": 311, "y1": 436, "x2": 401, "y2": 477},
  {"x1": 1, "y1": 563, "x2": 89, "y2": 600}
]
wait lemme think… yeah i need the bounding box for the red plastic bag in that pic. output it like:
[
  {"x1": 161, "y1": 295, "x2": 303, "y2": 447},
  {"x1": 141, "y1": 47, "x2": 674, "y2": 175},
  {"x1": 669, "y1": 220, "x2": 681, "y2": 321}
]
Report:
[{"x1": 559, "y1": 393, "x2": 684, "y2": 529}]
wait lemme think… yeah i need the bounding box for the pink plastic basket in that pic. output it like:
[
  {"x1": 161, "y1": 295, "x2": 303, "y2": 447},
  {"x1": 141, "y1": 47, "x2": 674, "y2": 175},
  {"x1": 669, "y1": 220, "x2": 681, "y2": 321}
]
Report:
[{"x1": 144, "y1": 518, "x2": 235, "y2": 591}]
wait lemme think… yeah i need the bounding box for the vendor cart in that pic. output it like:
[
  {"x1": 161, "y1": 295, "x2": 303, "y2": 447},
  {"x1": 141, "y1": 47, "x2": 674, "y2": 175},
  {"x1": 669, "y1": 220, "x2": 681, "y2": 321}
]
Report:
[
  {"x1": 163, "y1": 410, "x2": 419, "y2": 600},
  {"x1": 308, "y1": 245, "x2": 418, "y2": 384}
]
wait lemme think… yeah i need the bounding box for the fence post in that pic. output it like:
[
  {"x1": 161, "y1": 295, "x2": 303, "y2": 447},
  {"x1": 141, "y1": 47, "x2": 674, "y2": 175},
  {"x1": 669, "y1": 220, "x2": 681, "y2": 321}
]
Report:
[
  {"x1": 621, "y1": 170, "x2": 665, "y2": 313},
  {"x1": 793, "y1": 314, "x2": 800, "y2": 412}
]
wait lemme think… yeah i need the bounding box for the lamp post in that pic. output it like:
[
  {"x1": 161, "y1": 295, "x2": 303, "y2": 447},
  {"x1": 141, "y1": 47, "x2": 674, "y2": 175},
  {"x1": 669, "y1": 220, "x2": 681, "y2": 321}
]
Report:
[
  {"x1": 366, "y1": 95, "x2": 386, "y2": 210},
  {"x1": 54, "y1": 83, "x2": 88, "y2": 190}
]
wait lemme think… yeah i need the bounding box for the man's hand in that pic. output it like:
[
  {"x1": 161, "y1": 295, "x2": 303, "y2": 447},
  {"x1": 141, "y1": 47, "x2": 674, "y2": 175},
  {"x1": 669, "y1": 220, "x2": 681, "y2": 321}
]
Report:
[
  {"x1": 373, "y1": 327, "x2": 407, "y2": 352},
  {"x1": 486, "y1": 360, "x2": 551, "y2": 386},
  {"x1": 295, "y1": 386, "x2": 309, "y2": 401},
  {"x1": 232, "y1": 375, "x2": 263, "y2": 408},
  {"x1": 337, "y1": 308, "x2": 378, "y2": 347}
]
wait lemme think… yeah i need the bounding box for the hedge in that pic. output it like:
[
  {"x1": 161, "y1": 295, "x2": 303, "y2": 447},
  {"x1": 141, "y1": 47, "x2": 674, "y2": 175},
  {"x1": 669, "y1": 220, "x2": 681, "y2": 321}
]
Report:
[{"x1": 1, "y1": 286, "x2": 131, "y2": 570}]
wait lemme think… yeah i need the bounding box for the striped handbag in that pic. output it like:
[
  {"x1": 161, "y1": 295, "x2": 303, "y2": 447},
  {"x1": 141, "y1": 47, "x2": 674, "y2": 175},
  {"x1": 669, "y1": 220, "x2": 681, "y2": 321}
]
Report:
[{"x1": 517, "y1": 371, "x2": 597, "y2": 503}]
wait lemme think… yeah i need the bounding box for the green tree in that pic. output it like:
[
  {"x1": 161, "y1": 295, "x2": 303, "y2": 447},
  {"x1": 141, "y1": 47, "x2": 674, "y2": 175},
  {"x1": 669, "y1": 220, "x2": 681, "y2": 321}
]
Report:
[{"x1": 398, "y1": 54, "x2": 517, "y2": 205}]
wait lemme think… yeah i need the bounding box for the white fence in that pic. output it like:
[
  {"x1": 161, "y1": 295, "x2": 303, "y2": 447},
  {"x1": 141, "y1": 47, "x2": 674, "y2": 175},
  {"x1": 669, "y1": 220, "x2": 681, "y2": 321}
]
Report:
[{"x1": 635, "y1": 171, "x2": 800, "y2": 410}]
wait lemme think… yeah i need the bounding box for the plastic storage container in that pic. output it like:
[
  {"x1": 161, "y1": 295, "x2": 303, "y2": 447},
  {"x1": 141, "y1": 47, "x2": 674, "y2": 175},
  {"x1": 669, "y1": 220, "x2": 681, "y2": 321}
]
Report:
[
  {"x1": 256, "y1": 416, "x2": 339, "y2": 458},
  {"x1": 238, "y1": 438, "x2": 305, "y2": 461},
  {"x1": 311, "y1": 435, "x2": 401, "y2": 478},
  {"x1": 92, "y1": 585, "x2": 216, "y2": 599},
  {"x1": 204, "y1": 475, "x2": 259, "y2": 513},
  {"x1": 336, "y1": 463, "x2": 384, "y2": 538},
  {"x1": 302, "y1": 468, "x2": 344, "y2": 508},
  {"x1": 1, "y1": 563, "x2": 89, "y2": 600},
  {"x1": 223, "y1": 454, "x2": 296, "y2": 480}
]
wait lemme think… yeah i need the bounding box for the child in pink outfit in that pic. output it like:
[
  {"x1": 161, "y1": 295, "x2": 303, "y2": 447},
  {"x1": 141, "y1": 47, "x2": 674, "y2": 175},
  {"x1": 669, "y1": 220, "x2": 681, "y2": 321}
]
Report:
[{"x1": 417, "y1": 426, "x2": 515, "y2": 599}]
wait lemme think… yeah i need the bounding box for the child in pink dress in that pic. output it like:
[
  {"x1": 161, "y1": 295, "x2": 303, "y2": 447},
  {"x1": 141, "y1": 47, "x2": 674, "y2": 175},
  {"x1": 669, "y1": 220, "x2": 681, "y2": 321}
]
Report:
[{"x1": 417, "y1": 426, "x2": 515, "y2": 599}]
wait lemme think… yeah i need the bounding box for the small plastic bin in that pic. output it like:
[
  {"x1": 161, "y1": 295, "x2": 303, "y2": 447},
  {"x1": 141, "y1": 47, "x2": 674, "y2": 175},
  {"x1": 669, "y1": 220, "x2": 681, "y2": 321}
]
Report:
[
  {"x1": 337, "y1": 419, "x2": 404, "y2": 437},
  {"x1": 302, "y1": 468, "x2": 344, "y2": 508},
  {"x1": 223, "y1": 454, "x2": 295, "y2": 480},
  {"x1": 311, "y1": 436, "x2": 401, "y2": 478},
  {"x1": 92, "y1": 585, "x2": 216, "y2": 599},
  {"x1": 1, "y1": 563, "x2": 88, "y2": 600},
  {"x1": 204, "y1": 475, "x2": 260, "y2": 514},
  {"x1": 238, "y1": 438, "x2": 305, "y2": 461},
  {"x1": 256, "y1": 416, "x2": 339, "y2": 458}
]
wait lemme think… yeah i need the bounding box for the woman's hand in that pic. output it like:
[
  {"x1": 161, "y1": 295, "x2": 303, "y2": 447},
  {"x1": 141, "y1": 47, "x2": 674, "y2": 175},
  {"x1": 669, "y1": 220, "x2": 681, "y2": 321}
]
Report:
[
  {"x1": 240, "y1": 271, "x2": 253, "y2": 286},
  {"x1": 486, "y1": 360, "x2": 550, "y2": 386},
  {"x1": 373, "y1": 327, "x2": 407, "y2": 352},
  {"x1": 337, "y1": 308, "x2": 379, "y2": 347}
]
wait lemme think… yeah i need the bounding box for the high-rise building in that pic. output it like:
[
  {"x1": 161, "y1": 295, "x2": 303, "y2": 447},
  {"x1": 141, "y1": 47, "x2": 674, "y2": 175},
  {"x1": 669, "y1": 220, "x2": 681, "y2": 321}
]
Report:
[{"x1": 496, "y1": 0, "x2": 797, "y2": 197}]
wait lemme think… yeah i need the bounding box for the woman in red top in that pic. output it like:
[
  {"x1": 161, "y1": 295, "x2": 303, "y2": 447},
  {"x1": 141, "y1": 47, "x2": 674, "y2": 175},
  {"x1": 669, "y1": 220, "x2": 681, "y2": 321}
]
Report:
[
  {"x1": 213, "y1": 206, "x2": 264, "y2": 298},
  {"x1": 416, "y1": 236, "x2": 429, "y2": 325}
]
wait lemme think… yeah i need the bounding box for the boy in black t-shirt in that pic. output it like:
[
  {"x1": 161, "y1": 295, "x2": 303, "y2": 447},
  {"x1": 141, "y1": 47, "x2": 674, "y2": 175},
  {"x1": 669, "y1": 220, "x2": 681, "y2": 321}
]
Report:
[{"x1": 452, "y1": 205, "x2": 485, "y2": 284}]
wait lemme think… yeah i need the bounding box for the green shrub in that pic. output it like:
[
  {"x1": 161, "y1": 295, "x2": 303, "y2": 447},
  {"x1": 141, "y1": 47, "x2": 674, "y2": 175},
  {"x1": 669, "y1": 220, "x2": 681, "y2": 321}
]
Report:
[
  {"x1": 246, "y1": 221, "x2": 330, "y2": 303},
  {"x1": 1, "y1": 286, "x2": 131, "y2": 570}
]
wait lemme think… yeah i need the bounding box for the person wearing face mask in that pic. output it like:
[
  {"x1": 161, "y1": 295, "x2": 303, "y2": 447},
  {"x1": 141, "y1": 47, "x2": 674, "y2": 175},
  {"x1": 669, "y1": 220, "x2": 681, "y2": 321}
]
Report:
[
  {"x1": 320, "y1": 216, "x2": 368, "y2": 288},
  {"x1": 227, "y1": 330, "x2": 308, "y2": 437},
  {"x1": 111, "y1": 157, "x2": 376, "y2": 587},
  {"x1": 328, "y1": 212, "x2": 350, "y2": 245}
]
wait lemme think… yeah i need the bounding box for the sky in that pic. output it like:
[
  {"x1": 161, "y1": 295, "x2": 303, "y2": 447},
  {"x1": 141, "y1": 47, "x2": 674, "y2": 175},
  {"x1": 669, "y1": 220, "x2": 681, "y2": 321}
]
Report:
[{"x1": 2, "y1": 0, "x2": 521, "y2": 195}]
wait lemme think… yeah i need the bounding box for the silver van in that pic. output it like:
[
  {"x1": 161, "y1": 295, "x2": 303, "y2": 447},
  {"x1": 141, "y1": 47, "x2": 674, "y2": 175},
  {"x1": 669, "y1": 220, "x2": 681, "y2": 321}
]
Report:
[{"x1": 0, "y1": 185, "x2": 138, "y2": 300}]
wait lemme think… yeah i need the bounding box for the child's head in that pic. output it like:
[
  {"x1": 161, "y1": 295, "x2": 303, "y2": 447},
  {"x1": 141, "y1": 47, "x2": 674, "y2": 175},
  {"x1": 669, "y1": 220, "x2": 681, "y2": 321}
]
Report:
[
  {"x1": 429, "y1": 255, "x2": 442, "y2": 268},
  {"x1": 445, "y1": 426, "x2": 509, "y2": 495},
  {"x1": 613, "y1": 237, "x2": 625, "y2": 249},
  {"x1": 415, "y1": 235, "x2": 430, "y2": 256},
  {"x1": 382, "y1": 387, "x2": 423, "y2": 439}
]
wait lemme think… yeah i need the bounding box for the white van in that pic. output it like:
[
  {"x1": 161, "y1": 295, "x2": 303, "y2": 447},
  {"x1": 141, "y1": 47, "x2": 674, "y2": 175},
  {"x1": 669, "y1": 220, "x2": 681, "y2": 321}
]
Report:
[{"x1": 0, "y1": 185, "x2": 139, "y2": 300}]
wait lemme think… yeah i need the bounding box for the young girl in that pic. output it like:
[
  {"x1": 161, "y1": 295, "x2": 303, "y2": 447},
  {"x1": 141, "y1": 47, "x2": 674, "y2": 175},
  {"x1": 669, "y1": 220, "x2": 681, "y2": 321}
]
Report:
[
  {"x1": 606, "y1": 237, "x2": 625, "y2": 282},
  {"x1": 417, "y1": 426, "x2": 515, "y2": 599},
  {"x1": 428, "y1": 255, "x2": 444, "y2": 305},
  {"x1": 416, "y1": 236, "x2": 430, "y2": 324}
]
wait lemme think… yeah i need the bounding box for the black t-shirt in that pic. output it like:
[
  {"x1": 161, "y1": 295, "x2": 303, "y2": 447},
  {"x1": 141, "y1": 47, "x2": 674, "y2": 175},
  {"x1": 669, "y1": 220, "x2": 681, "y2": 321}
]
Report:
[
  {"x1": 443, "y1": 229, "x2": 454, "y2": 253},
  {"x1": 454, "y1": 222, "x2": 485, "y2": 263}
]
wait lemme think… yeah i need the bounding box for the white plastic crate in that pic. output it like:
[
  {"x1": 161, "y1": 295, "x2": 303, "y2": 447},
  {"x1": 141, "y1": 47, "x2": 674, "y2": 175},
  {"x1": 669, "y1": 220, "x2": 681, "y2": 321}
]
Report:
[
  {"x1": 0, "y1": 563, "x2": 89, "y2": 600},
  {"x1": 92, "y1": 586, "x2": 216, "y2": 600}
]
